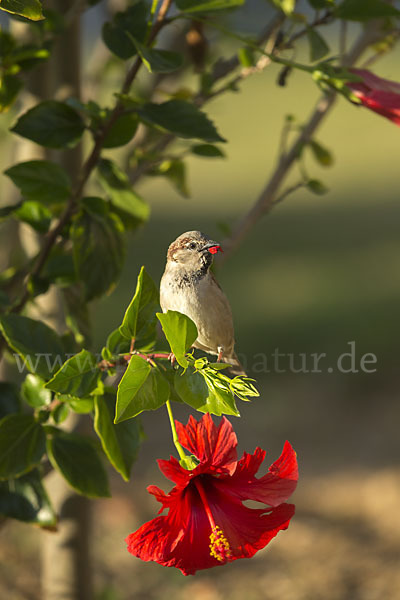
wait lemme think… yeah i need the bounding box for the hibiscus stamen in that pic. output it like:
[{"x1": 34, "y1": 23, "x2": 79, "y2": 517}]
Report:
[
  {"x1": 194, "y1": 478, "x2": 232, "y2": 563},
  {"x1": 209, "y1": 526, "x2": 232, "y2": 562}
]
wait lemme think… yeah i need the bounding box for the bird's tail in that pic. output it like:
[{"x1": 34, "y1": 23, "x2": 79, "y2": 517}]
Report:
[{"x1": 222, "y1": 352, "x2": 247, "y2": 377}]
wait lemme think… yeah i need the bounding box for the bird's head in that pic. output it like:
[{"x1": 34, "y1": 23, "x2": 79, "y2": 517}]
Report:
[{"x1": 166, "y1": 230, "x2": 223, "y2": 273}]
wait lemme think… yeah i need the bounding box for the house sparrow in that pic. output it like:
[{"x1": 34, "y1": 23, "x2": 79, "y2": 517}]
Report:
[{"x1": 160, "y1": 230, "x2": 245, "y2": 376}]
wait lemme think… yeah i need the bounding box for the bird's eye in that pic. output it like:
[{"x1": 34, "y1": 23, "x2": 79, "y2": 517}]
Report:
[{"x1": 188, "y1": 242, "x2": 197, "y2": 250}]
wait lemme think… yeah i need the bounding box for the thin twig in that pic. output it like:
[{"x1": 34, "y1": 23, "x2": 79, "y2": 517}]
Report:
[
  {"x1": 129, "y1": 10, "x2": 334, "y2": 182},
  {"x1": 217, "y1": 20, "x2": 385, "y2": 264},
  {"x1": 0, "y1": 0, "x2": 174, "y2": 359},
  {"x1": 9, "y1": 0, "x2": 173, "y2": 316}
]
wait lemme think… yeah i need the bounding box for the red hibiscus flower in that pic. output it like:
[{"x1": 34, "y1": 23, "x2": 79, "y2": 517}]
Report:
[
  {"x1": 348, "y1": 68, "x2": 400, "y2": 126},
  {"x1": 126, "y1": 413, "x2": 298, "y2": 575}
]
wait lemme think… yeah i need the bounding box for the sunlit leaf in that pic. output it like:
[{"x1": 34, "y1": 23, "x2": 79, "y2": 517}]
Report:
[
  {"x1": 0, "y1": 0, "x2": 44, "y2": 21},
  {"x1": 45, "y1": 350, "x2": 99, "y2": 398},
  {"x1": 176, "y1": 0, "x2": 244, "y2": 12},
  {"x1": 115, "y1": 357, "x2": 169, "y2": 422},
  {"x1": 119, "y1": 266, "x2": 159, "y2": 346},
  {"x1": 157, "y1": 311, "x2": 198, "y2": 368},
  {"x1": 174, "y1": 367, "x2": 239, "y2": 416},
  {"x1": 21, "y1": 374, "x2": 51, "y2": 408}
]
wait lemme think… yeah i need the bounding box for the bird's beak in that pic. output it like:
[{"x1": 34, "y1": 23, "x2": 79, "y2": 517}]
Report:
[{"x1": 203, "y1": 241, "x2": 223, "y2": 254}]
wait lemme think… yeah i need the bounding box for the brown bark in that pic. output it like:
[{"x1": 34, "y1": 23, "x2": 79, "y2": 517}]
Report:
[{"x1": 38, "y1": 4, "x2": 93, "y2": 600}]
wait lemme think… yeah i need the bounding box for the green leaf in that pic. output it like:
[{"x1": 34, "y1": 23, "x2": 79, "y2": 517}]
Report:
[
  {"x1": 119, "y1": 266, "x2": 159, "y2": 345},
  {"x1": 115, "y1": 356, "x2": 170, "y2": 422},
  {"x1": 62, "y1": 284, "x2": 91, "y2": 346},
  {"x1": 307, "y1": 28, "x2": 330, "y2": 62},
  {"x1": 21, "y1": 374, "x2": 51, "y2": 408},
  {"x1": 11, "y1": 101, "x2": 85, "y2": 149},
  {"x1": 52, "y1": 402, "x2": 69, "y2": 424},
  {"x1": 138, "y1": 100, "x2": 226, "y2": 143},
  {"x1": 94, "y1": 391, "x2": 143, "y2": 481},
  {"x1": 43, "y1": 249, "x2": 76, "y2": 287},
  {"x1": 103, "y1": 327, "x2": 130, "y2": 360},
  {"x1": 4, "y1": 160, "x2": 71, "y2": 205},
  {"x1": 269, "y1": 0, "x2": 296, "y2": 15},
  {"x1": 156, "y1": 311, "x2": 198, "y2": 368},
  {"x1": 0, "y1": 202, "x2": 21, "y2": 221},
  {"x1": 71, "y1": 197, "x2": 125, "y2": 301},
  {"x1": 153, "y1": 159, "x2": 190, "y2": 198},
  {"x1": 0, "y1": 382, "x2": 20, "y2": 419},
  {"x1": 8, "y1": 44, "x2": 49, "y2": 71},
  {"x1": 308, "y1": 0, "x2": 334, "y2": 8},
  {"x1": 63, "y1": 395, "x2": 94, "y2": 414},
  {"x1": 135, "y1": 41, "x2": 184, "y2": 74},
  {"x1": 0, "y1": 74, "x2": 22, "y2": 112},
  {"x1": 13, "y1": 201, "x2": 52, "y2": 233},
  {"x1": 102, "y1": 113, "x2": 139, "y2": 149},
  {"x1": 0, "y1": 314, "x2": 65, "y2": 380},
  {"x1": 0, "y1": 30, "x2": 16, "y2": 57},
  {"x1": 47, "y1": 431, "x2": 110, "y2": 498},
  {"x1": 102, "y1": 3, "x2": 148, "y2": 60},
  {"x1": 335, "y1": 0, "x2": 400, "y2": 21},
  {"x1": 176, "y1": 0, "x2": 244, "y2": 12},
  {"x1": 191, "y1": 143, "x2": 225, "y2": 158},
  {"x1": 309, "y1": 140, "x2": 334, "y2": 167},
  {"x1": 97, "y1": 159, "x2": 149, "y2": 225},
  {"x1": 0, "y1": 414, "x2": 46, "y2": 479},
  {"x1": 174, "y1": 367, "x2": 239, "y2": 416},
  {"x1": 307, "y1": 179, "x2": 329, "y2": 195},
  {"x1": 0, "y1": 0, "x2": 44, "y2": 20},
  {"x1": 0, "y1": 468, "x2": 56, "y2": 527},
  {"x1": 45, "y1": 350, "x2": 99, "y2": 398},
  {"x1": 238, "y1": 46, "x2": 255, "y2": 68}
]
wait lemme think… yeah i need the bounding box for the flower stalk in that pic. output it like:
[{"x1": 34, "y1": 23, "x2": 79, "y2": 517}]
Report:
[{"x1": 165, "y1": 400, "x2": 187, "y2": 462}]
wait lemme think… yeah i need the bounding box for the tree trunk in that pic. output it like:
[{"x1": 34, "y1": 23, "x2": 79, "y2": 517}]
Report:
[{"x1": 39, "y1": 4, "x2": 94, "y2": 600}]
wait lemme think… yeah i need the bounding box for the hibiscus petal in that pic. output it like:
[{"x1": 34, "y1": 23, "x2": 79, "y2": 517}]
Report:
[
  {"x1": 205, "y1": 477, "x2": 295, "y2": 561},
  {"x1": 176, "y1": 413, "x2": 237, "y2": 474},
  {"x1": 126, "y1": 483, "x2": 223, "y2": 575},
  {"x1": 218, "y1": 441, "x2": 298, "y2": 507},
  {"x1": 360, "y1": 91, "x2": 400, "y2": 126},
  {"x1": 157, "y1": 456, "x2": 190, "y2": 486},
  {"x1": 350, "y1": 68, "x2": 400, "y2": 95}
]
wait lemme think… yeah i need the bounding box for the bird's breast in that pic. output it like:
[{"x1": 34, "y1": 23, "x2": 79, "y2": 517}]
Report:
[{"x1": 160, "y1": 269, "x2": 234, "y2": 355}]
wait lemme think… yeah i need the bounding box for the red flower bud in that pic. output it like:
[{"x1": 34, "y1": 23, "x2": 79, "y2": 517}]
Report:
[{"x1": 348, "y1": 68, "x2": 400, "y2": 126}]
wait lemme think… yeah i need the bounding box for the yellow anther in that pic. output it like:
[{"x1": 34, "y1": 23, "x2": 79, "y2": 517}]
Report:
[{"x1": 209, "y1": 526, "x2": 232, "y2": 562}]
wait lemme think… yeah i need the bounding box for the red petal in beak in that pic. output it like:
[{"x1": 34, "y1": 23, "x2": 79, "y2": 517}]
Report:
[{"x1": 208, "y1": 245, "x2": 222, "y2": 254}]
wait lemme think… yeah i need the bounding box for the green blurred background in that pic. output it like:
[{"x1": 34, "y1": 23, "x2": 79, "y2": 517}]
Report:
[
  {"x1": 88, "y1": 53, "x2": 400, "y2": 599},
  {"x1": 1, "y1": 18, "x2": 400, "y2": 600}
]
